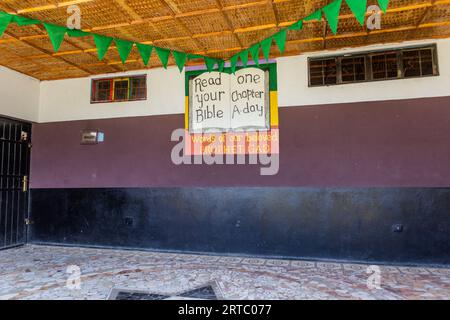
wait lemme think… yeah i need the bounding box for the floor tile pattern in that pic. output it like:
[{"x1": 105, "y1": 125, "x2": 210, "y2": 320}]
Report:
[{"x1": 0, "y1": 245, "x2": 449, "y2": 300}]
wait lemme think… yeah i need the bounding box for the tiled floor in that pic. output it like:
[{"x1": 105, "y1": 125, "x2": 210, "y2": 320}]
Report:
[{"x1": 0, "y1": 245, "x2": 449, "y2": 300}]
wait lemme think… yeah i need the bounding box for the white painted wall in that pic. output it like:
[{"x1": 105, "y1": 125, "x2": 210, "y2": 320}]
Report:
[
  {"x1": 0, "y1": 66, "x2": 40, "y2": 122},
  {"x1": 278, "y1": 38, "x2": 450, "y2": 107},
  {"x1": 38, "y1": 67, "x2": 185, "y2": 123}
]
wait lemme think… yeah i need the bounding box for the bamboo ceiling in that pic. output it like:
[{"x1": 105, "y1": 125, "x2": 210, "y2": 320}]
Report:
[{"x1": 0, "y1": 0, "x2": 449, "y2": 80}]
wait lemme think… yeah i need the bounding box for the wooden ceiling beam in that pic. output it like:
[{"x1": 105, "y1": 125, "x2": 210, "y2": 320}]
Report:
[
  {"x1": 2, "y1": 29, "x2": 92, "y2": 75},
  {"x1": 269, "y1": 0, "x2": 280, "y2": 27},
  {"x1": 110, "y1": 0, "x2": 150, "y2": 42},
  {"x1": 39, "y1": 28, "x2": 450, "y2": 81},
  {"x1": 12, "y1": 0, "x2": 450, "y2": 62},
  {"x1": 6, "y1": 0, "x2": 450, "y2": 23},
  {"x1": 15, "y1": 0, "x2": 94, "y2": 14},
  {"x1": 0, "y1": 43, "x2": 60, "y2": 77},
  {"x1": 415, "y1": 0, "x2": 436, "y2": 27},
  {"x1": 213, "y1": 0, "x2": 245, "y2": 51},
  {"x1": 158, "y1": 0, "x2": 206, "y2": 51},
  {"x1": 37, "y1": 21, "x2": 124, "y2": 72},
  {"x1": 74, "y1": 1, "x2": 450, "y2": 35},
  {"x1": 0, "y1": 1, "x2": 120, "y2": 73},
  {"x1": 3, "y1": 0, "x2": 450, "y2": 78},
  {"x1": 110, "y1": 0, "x2": 173, "y2": 52},
  {"x1": 1, "y1": 0, "x2": 446, "y2": 45},
  {"x1": 23, "y1": 18, "x2": 450, "y2": 63},
  {"x1": 111, "y1": 0, "x2": 142, "y2": 22}
]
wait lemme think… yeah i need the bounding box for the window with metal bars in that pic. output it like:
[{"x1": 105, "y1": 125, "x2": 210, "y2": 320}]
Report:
[
  {"x1": 308, "y1": 45, "x2": 438, "y2": 87},
  {"x1": 129, "y1": 77, "x2": 147, "y2": 100},
  {"x1": 91, "y1": 75, "x2": 147, "y2": 103}
]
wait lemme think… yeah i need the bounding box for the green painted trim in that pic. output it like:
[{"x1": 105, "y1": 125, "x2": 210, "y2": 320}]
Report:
[{"x1": 268, "y1": 63, "x2": 277, "y2": 91}]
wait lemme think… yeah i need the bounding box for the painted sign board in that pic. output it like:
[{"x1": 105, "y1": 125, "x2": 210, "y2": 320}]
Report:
[
  {"x1": 190, "y1": 68, "x2": 269, "y2": 133},
  {"x1": 185, "y1": 63, "x2": 279, "y2": 155}
]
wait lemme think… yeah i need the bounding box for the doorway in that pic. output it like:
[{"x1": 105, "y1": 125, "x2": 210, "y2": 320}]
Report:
[{"x1": 0, "y1": 117, "x2": 31, "y2": 249}]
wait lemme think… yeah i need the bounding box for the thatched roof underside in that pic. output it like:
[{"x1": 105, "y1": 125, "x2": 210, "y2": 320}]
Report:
[{"x1": 0, "y1": 0, "x2": 449, "y2": 80}]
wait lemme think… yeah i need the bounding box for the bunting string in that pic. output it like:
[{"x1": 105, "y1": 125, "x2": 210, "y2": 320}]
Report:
[
  {"x1": 0, "y1": 0, "x2": 390, "y2": 73},
  {"x1": 0, "y1": 10, "x2": 222, "y2": 72},
  {"x1": 228, "y1": 0, "x2": 390, "y2": 72}
]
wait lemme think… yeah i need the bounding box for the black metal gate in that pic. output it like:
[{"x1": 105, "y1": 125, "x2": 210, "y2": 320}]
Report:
[{"x1": 0, "y1": 117, "x2": 31, "y2": 249}]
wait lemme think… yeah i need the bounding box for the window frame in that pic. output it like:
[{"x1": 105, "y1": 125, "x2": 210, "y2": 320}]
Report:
[
  {"x1": 91, "y1": 78, "x2": 113, "y2": 103},
  {"x1": 369, "y1": 50, "x2": 401, "y2": 81},
  {"x1": 308, "y1": 44, "x2": 439, "y2": 87},
  {"x1": 91, "y1": 74, "x2": 147, "y2": 104},
  {"x1": 112, "y1": 78, "x2": 130, "y2": 101},
  {"x1": 339, "y1": 54, "x2": 367, "y2": 84},
  {"x1": 129, "y1": 76, "x2": 148, "y2": 101}
]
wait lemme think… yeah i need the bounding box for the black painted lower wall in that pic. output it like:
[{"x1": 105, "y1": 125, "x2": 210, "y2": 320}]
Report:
[{"x1": 30, "y1": 188, "x2": 450, "y2": 265}]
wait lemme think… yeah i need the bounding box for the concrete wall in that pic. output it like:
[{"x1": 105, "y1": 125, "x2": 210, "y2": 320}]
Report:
[
  {"x1": 38, "y1": 67, "x2": 185, "y2": 122},
  {"x1": 0, "y1": 66, "x2": 40, "y2": 122},
  {"x1": 36, "y1": 38, "x2": 450, "y2": 123},
  {"x1": 30, "y1": 96, "x2": 450, "y2": 189},
  {"x1": 3, "y1": 37, "x2": 450, "y2": 264},
  {"x1": 278, "y1": 39, "x2": 450, "y2": 107},
  {"x1": 30, "y1": 187, "x2": 450, "y2": 265},
  {"x1": 29, "y1": 37, "x2": 450, "y2": 189},
  {"x1": 2, "y1": 38, "x2": 450, "y2": 124}
]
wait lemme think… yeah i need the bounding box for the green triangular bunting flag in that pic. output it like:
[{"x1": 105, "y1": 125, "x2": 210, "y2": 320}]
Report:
[
  {"x1": 94, "y1": 35, "x2": 113, "y2": 61},
  {"x1": 204, "y1": 57, "x2": 217, "y2": 72},
  {"x1": 273, "y1": 29, "x2": 287, "y2": 54},
  {"x1": 323, "y1": 0, "x2": 343, "y2": 35},
  {"x1": 378, "y1": 0, "x2": 389, "y2": 13},
  {"x1": 67, "y1": 29, "x2": 89, "y2": 38},
  {"x1": 288, "y1": 20, "x2": 303, "y2": 31},
  {"x1": 230, "y1": 55, "x2": 239, "y2": 74},
  {"x1": 173, "y1": 51, "x2": 187, "y2": 72},
  {"x1": 217, "y1": 60, "x2": 225, "y2": 72},
  {"x1": 239, "y1": 50, "x2": 249, "y2": 67},
  {"x1": 155, "y1": 47, "x2": 170, "y2": 69},
  {"x1": 115, "y1": 39, "x2": 134, "y2": 64},
  {"x1": 0, "y1": 12, "x2": 12, "y2": 37},
  {"x1": 43, "y1": 23, "x2": 67, "y2": 52},
  {"x1": 261, "y1": 37, "x2": 272, "y2": 62},
  {"x1": 304, "y1": 10, "x2": 322, "y2": 21},
  {"x1": 345, "y1": 0, "x2": 367, "y2": 26},
  {"x1": 136, "y1": 43, "x2": 153, "y2": 66},
  {"x1": 249, "y1": 43, "x2": 260, "y2": 66},
  {"x1": 12, "y1": 15, "x2": 40, "y2": 26}
]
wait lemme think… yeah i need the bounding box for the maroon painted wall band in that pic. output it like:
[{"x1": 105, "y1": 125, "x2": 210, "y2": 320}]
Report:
[{"x1": 30, "y1": 96, "x2": 450, "y2": 188}]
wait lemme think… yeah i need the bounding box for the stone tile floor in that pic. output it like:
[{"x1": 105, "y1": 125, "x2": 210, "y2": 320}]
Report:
[{"x1": 0, "y1": 245, "x2": 449, "y2": 300}]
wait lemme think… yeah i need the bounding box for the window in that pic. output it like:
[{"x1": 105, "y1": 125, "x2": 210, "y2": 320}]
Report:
[
  {"x1": 113, "y1": 79, "x2": 129, "y2": 101},
  {"x1": 93, "y1": 79, "x2": 112, "y2": 102},
  {"x1": 309, "y1": 58, "x2": 337, "y2": 86},
  {"x1": 130, "y1": 77, "x2": 147, "y2": 100},
  {"x1": 341, "y1": 56, "x2": 366, "y2": 83},
  {"x1": 91, "y1": 75, "x2": 147, "y2": 103},
  {"x1": 371, "y1": 52, "x2": 398, "y2": 80},
  {"x1": 308, "y1": 45, "x2": 438, "y2": 87},
  {"x1": 403, "y1": 49, "x2": 434, "y2": 78}
]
